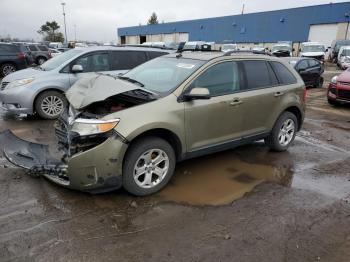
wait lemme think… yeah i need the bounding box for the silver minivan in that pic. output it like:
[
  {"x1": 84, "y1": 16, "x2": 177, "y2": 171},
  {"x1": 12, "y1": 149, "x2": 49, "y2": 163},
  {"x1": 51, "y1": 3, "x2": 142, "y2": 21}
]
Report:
[{"x1": 0, "y1": 46, "x2": 171, "y2": 119}]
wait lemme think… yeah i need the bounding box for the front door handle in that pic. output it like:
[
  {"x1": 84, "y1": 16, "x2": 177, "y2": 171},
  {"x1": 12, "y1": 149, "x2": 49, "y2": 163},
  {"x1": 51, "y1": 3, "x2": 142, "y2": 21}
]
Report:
[
  {"x1": 274, "y1": 92, "x2": 285, "y2": 97},
  {"x1": 229, "y1": 98, "x2": 243, "y2": 106}
]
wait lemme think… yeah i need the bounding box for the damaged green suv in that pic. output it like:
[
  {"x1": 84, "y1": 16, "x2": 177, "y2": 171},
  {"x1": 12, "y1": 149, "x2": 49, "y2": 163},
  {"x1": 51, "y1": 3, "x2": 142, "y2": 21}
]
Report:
[{"x1": 0, "y1": 52, "x2": 306, "y2": 195}]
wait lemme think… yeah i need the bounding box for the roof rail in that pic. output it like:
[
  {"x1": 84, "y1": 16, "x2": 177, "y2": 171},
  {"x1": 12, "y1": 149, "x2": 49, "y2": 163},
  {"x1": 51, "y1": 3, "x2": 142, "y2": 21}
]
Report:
[{"x1": 223, "y1": 50, "x2": 272, "y2": 56}]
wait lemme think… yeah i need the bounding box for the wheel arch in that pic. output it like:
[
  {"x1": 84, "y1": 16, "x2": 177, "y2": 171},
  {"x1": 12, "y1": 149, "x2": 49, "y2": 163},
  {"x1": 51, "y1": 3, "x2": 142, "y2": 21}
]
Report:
[
  {"x1": 124, "y1": 128, "x2": 183, "y2": 163},
  {"x1": 283, "y1": 106, "x2": 303, "y2": 131}
]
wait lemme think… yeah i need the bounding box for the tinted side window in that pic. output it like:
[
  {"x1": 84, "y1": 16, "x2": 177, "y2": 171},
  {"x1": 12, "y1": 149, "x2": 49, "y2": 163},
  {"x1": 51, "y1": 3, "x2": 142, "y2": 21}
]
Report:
[
  {"x1": 110, "y1": 51, "x2": 147, "y2": 70},
  {"x1": 308, "y1": 59, "x2": 320, "y2": 67},
  {"x1": 147, "y1": 51, "x2": 168, "y2": 60},
  {"x1": 270, "y1": 61, "x2": 297, "y2": 85},
  {"x1": 28, "y1": 45, "x2": 38, "y2": 51},
  {"x1": 73, "y1": 52, "x2": 109, "y2": 72},
  {"x1": 0, "y1": 44, "x2": 20, "y2": 52},
  {"x1": 242, "y1": 60, "x2": 272, "y2": 90},
  {"x1": 191, "y1": 61, "x2": 240, "y2": 96},
  {"x1": 38, "y1": 45, "x2": 49, "y2": 51}
]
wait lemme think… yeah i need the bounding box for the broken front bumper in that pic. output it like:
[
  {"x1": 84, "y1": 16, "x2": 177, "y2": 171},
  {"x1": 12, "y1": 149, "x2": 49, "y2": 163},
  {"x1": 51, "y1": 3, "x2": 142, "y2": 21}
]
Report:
[{"x1": 0, "y1": 129, "x2": 129, "y2": 193}]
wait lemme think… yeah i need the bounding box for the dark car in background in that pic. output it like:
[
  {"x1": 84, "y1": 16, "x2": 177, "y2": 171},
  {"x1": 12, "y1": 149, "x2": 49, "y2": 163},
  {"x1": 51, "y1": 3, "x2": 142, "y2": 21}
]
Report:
[
  {"x1": 328, "y1": 68, "x2": 350, "y2": 105},
  {"x1": 12, "y1": 43, "x2": 34, "y2": 65},
  {"x1": 283, "y1": 57, "x2": 324, "y2": 88},
  {"x1": 0, "y1": 43, "x2": 29, "y2": 77},
  {"x1": 26, "y1": 44, "x2": 52, "y2": 65}
]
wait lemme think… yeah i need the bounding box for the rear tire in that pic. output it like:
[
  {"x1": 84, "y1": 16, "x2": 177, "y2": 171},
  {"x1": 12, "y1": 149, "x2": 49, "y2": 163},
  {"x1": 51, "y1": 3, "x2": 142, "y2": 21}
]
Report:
[
  {"x1": 123, "y1": 136, "x2": 176, "y2": 196},
  {"x1": 0, "y1": 63, "x2": 16, "y2": 77},
  {"x1": 265, "y1": 112, "x2": 298, "y2": 152},
  {"x1": 34, "y1": 91, "x2": 66, "y2": 119}
]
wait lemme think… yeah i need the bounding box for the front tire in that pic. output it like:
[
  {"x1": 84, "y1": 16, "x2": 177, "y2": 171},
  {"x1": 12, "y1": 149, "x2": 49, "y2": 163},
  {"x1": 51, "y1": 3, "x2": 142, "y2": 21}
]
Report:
[
  {"x1": 123, "y1": 137, "x2": 176, "y2": 196},
  {"x1": 34, "y1": 91, "x2": 66, "y2": 119},
  {"x1": 0, "y1": 63, "x2": 16, "y2": 77},
  {"x1": 265, "y1": 112, "x2": 298, "y2": 152}
]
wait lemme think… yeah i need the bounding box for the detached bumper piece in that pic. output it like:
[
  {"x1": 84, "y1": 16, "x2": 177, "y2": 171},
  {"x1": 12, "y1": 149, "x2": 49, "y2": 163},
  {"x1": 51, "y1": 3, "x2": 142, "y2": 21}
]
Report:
[{"x1": 0, "y1": 130, "x2": 69, "y2": 185}]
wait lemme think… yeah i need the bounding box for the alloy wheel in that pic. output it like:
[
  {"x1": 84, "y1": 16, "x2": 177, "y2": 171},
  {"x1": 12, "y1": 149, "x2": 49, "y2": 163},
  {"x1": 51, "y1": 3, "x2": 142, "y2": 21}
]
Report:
[
  {"x1": 41, "y1": 95, "x2": 64, "y2": 117},
  {"x1": 2, "y1": 65, "x2": 16, "y2": 76},
  {"x1": 278, "y1": 119, "x2": 295, "y2": 146},
  {"x1": 133, "y1": 149, "x2": 170, "y2": 189}
]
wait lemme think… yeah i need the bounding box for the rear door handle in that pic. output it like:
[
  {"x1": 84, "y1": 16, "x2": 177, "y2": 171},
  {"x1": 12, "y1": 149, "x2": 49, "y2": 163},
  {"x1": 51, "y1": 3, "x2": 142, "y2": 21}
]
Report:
[
  {"x1": 229, "y1": 98, "x2": 243, "y2": 106},
  {"x1": 274, "y1": 92, "x2": 285, "y2": 97}
]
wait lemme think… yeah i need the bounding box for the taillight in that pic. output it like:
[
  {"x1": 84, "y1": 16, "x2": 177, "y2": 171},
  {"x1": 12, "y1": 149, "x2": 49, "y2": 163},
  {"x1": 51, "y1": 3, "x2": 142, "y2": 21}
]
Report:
[
  {"x1": 303, "y1": 87, "x2": 307, "y2": 102},
  {"x1": 17, "y1": 52, "x2": 26, "y2": 60}
]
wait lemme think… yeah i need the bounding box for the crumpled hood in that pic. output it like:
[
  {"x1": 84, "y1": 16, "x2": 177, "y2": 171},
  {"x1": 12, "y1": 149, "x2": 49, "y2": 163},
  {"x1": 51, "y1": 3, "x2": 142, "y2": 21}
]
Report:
[
  {"x1": 2, "y1": 67, "x2": 47, "y2": 82},
  {"x1": 66, "y1": 74, "x2": 149, "y2": 109},
  {"x1": 301, "y1": 52, "x2": 325, "y2": 57}
]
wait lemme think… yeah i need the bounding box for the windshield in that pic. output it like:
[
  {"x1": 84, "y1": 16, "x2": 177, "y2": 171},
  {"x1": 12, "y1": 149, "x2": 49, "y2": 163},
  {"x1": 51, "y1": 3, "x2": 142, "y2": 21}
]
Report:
[
  {"x1": 222, "y1": 44, "x2": 237, "y2": 51},
  {"x1": 272, "y1": 45, "x2": 291, "y2": 52},
  {"x1": 40, "y1": 49, "x2": 83, "y2": 71},
  {"x1": 301, "y1": 45, "x2": 325, "y2": 53},
  {"x1": 124, "y1": 57, "x2": 205, "y2": 96}
]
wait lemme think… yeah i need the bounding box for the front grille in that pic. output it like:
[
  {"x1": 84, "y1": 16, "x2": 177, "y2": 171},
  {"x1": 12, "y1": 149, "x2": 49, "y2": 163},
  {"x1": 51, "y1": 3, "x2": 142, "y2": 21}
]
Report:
[
  {"x1": 338, "y1": 89, "x2": 350, "y2": 100},
  {"x1": 1, "y1": 81, "x2": 9, "y2": 90}
]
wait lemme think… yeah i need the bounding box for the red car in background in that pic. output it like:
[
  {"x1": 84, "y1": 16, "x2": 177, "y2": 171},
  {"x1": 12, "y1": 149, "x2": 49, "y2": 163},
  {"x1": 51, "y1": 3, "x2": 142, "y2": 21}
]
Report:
[{"x1": 328, "y1": 68, "x2": 350, "y2": 105}]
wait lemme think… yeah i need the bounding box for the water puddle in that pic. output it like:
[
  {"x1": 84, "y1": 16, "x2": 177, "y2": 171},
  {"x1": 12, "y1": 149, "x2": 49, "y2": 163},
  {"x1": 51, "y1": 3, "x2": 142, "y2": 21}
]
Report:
[{"x1": 157, "y1": 152, "x2": 293, "y2": 206}]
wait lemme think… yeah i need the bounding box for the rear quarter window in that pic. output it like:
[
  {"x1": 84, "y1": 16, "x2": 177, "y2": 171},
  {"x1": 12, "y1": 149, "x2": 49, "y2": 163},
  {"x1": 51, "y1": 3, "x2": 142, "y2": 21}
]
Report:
[{"x1": 270, "y1": 61, "x2": 297, "y2": 85}]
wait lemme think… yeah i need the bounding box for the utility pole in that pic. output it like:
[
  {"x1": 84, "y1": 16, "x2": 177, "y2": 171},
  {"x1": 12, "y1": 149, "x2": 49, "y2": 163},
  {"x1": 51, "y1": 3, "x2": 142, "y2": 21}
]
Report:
[
  {"x1": 74, "y1": 24, "x2": 77, "y2": 42},
  {"x1": 241, "y1": 3, "x2": 245, "y2": 15},
  {"x1": 61, "y1": 2, "x2": 68, "y2": 43}
]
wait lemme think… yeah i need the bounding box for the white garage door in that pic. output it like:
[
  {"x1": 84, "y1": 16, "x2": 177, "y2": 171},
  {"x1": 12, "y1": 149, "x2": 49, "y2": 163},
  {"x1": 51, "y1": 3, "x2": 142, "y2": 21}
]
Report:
[
  {"x1": 178, "y1": 33, "x2": 189, "y2": 42},
  {"x1": 308, "y1": 24, "x2": 338, "y2": 48},
  {"x1": 163, "y1": 34, "x2": 175, "y2": 42}
]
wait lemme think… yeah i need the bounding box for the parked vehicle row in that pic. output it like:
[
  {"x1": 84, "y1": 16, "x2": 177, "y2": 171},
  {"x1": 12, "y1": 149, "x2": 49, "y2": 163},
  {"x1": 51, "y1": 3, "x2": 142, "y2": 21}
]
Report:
[
  {"x1": 0, "y1": 46, "x2": 173, "y2": 119},
  {"x1": 0, "y1": 51, "x2": 306, "y2": 196}
]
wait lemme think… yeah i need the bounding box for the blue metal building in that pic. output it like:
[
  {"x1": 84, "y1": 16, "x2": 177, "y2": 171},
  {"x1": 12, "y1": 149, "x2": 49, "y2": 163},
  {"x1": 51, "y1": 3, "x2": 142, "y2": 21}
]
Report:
[{"x1": 118, "y1": 2, "x2": 350, "y2": 45}]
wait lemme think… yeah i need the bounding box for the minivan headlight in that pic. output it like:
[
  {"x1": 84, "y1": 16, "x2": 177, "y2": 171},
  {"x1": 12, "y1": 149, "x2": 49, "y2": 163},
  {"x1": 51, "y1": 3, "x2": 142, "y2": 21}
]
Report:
[
  {"x1": 6, "y1": 77, "x2": 35, "y2": 89},
  {"x1": 331, "y1": 76, "x2": 338, "y2": 84},
  {"x1": 71, "y1": 118, "x2": 120, "y2": 136}
]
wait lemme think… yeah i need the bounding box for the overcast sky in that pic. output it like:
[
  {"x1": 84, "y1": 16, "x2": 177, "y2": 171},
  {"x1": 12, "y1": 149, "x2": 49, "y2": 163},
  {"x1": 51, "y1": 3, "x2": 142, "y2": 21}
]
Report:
[{"x1": 0, "y1": 0, "x2": 345, "y2": 43}]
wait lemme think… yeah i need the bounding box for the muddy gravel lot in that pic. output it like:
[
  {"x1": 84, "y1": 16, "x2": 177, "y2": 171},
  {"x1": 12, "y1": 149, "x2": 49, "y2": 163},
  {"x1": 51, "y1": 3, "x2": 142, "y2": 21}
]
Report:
[{"x1": 0, "y1": 66, "x2": 350, "y2": 262}]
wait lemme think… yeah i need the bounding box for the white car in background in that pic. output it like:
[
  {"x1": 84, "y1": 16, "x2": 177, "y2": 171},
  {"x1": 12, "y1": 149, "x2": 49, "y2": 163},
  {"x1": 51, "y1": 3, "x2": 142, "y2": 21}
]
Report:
[
  {"x1": 221, "y1": 43, "x2": 238, "y2": 52},
  {"x1": 300, "y1": 42, "x2": 326, "y2": 61},
  {"x1": 337, "y1": 46, "x2": 350, "y2": 69},
  {"x1": 49, "y1": 48, "x2": 62, "y2": 57}
]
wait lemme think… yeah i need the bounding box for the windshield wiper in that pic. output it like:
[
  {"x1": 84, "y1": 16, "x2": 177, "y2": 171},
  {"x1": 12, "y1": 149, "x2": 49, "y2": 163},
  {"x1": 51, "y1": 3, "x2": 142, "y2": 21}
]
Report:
[{"x1": 118, "y1": 76, "x2": 144, "y2": 87}]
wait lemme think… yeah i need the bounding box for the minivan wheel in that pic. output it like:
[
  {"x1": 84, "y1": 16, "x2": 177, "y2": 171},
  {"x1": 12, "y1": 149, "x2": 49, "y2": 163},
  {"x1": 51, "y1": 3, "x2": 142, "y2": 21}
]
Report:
[
  {"x1": 123, "y1": 136, "x2": 176, "y2": 196},
  {"x1": 265, "y1": 112, "x2": 298, "y2": 152},
  {"x1": 0, "y1": 63, "x2": 16, "y2": 77},
  {"x1": 35, "y1": 91, "x2": 66, "y2": 119}
]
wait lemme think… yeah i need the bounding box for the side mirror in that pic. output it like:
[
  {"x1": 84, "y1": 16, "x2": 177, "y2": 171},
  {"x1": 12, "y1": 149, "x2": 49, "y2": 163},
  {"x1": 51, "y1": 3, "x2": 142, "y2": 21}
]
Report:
[
  {"x1": 183, "y1": 87, "x2": 210, "y2": 101},
  {"x1": 325, "y1": 48, "x2": 328, "y2": 52},
  {"x1": 292, "y1": 48, "x2": 295, "y2": 52},
  {"x1": 72, "y1": 64, "x2": 84, "y2": 73}
]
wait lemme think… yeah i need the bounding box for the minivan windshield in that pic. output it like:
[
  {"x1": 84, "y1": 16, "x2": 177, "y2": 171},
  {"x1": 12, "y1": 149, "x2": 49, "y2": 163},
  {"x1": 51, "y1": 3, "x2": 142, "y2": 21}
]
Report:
[
  {"x1": 124, "y1": 57, "x2": 205, "y2": 96},
  {"x1": 301, "y1": 45, "x2": 325, "y2": 53},
  {"x1": 40, "y1": 49, "x2": 83, "y2": 71}
]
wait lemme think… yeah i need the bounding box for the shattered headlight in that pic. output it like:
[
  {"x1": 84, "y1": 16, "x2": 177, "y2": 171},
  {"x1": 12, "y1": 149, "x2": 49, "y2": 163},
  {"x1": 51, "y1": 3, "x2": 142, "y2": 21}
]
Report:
[
  {"x1": 6, "y1": 77, "x2": 34, "y2": 89},
  {"x1": 71, "y1": 118, "x2": 120, "y2": 136}
]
